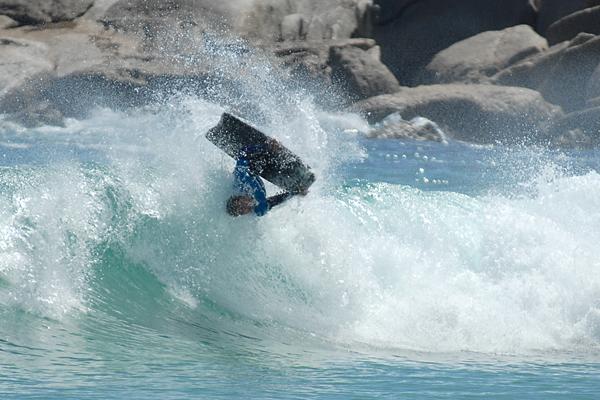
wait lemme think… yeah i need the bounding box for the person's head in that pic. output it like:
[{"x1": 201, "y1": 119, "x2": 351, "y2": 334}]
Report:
[{"x1": 226, "y1": 195, "x2": 255, "y2": 216}]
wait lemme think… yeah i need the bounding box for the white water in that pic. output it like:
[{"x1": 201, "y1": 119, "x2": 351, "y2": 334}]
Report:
[{"x1": 0, "y1": 98, "x2": 599, "y2": 357}]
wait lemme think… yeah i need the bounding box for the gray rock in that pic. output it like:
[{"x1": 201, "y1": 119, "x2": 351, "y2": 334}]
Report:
[
  {"x1": 369, "y1": 113, "x2": 447, "y2": 142},
  {"x1": 1, "y1": 20, "x2": 395, "y2": 126},
  {"x1": 372, "y1": 0, "x2": 536, "y2": 85},
  {"x1": 80, "y1": 0, "x2": 121, "y2": 20},
  {"x1": 0, "y1": 21, "x2": 230, "y2": 126},
  {"x1": 536, "y1": 0, "x2": 588, "y2": 35},
  {"x1": 0, "y1": 0, "x2": 94, "y2": 25},
  {"x1": 546, "y1": 106, "x2": 600, "y2": 148},
  {"x1": 0, "y1": 15, "x2": 16, "y2": 28},
  {"x1": 0, "y1": 36, "x2": 53, "y2": 96},
  {"x1": 586, "y1": 63, "x2": 600, "y2": 103},
  {"x1": 427, "y1": 25, "x2": 547, "y2": 84},
  {"x1": 101, "y1": 0, "x2": 376, "y2": 46},
  {"x1": 352, "y1": 84, "x2": 562, "y2": 144},
  {"x1": 493, "y1": 33, "x2": 600, "y2": 112},
  {"x1": 546, "y1": 6, "x2": 600, "y2": 45},
  {"x1": 100, "y1": 0, "x2": 227, "y2": 55},
  {"x1": 270, "y1": 38, "x2": 399, "y2": 106},
  {"x1": 281, "y1": 14, "x2": 306, "y2": 41},
  {"x1": 329, "y1": 40, "x2": 400, "y2": 101},
  {"x1": 241, "y1": 0, "x2": 376, "y2": 41},
  {"x1": 491, "y1": 39, "x2": 572, "y2": 90}
]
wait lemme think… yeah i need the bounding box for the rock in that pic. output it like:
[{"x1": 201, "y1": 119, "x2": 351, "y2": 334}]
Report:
[
  {"x1": 0, "y1": 21, "x2": 232, "y2": 126},
  {"x1": 427, "y1": 25, "x2": 547, "y2": 84},
  {"x1": 80, "y1": 0, "x2": 121, "y2": 20},
  {"x1": 586, "y1": 63, "x2": 600, "y2": 103},
  {"x1": 369, "y1": 113, "x2": 447, "y2": 142},
  {"x1": 536, "y1": 0, "x2": 588, "y2": 35},
  {"x1": 0, "y1": 36, "x2": 53, "y2": 97},
  {"x1": 329, "y1": 40, "x2": 400, "y2": 101},
  {"x1": 0, "y1": 20, "x2": 396, "y2": 126},
  {"x1": 493, "y1": 33, "x2": 600, "y2": 112},
  {"x1": 546, "y1": 106, "x2": 600, "y2": 147},
  {"x1": 0, "y1": 0, "x2": 94, "y2": 25},
  {"x1": 491, "y1": 39, "x2": 571, "y2": 90},
  {"x1": 101, "y1": 0, "x2": 376, "y2": 46},
  {"x1": 372, "y1": 0, "x2": 536, "y2": 85},
  {"x1": 281, "y1": 14, "x2": 306, "y2": 41},
  {"x1": 351, "y1": 84, "x2": 562, "y2": 144},
  {"x1": 271, "y1": 42, "x2": 332, "y2": 85},
  {"x1": 0, "y1": 15, "x2": 16, "y2": 28},
  {"x1": 270, "y1": 38, "x2": 399, "y2": 105},
  {"x1": 241, "y1": 0, "x2": 377, "y2": 41},
  {"x1": 99, "y1": 0, "x2": 228, "y2": 55},
  {"x1": 546, "y1": 6, "x2": 600, "y2": 45}
]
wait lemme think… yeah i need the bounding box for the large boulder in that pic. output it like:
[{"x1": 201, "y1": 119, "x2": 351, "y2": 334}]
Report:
[
  {"x1": 240, "y1": 0, "x2": 376, "y2": 41},
  {"x1": 351, "y1": 84, "x2": 562, "y2": 144},
  {"x1": 99, "y1": 0, "x2": 232, "y2": 55},
  {"x1": 426, "y1": 25, "x2": 547, "y2": 84},
  {"x1": 368, "y1": 113, "x2": 447, "y2": 142},
  {"x1": 372, "y1": 0, "x2": 536, "y2": 86},
  {"x1": 545, "y1": 106, "x2": 600, "y2": 148},
  {"x1": 546, "y1": 6, "x2": 600, "y2": 45},
  {"x1": 269, "y1": 38, "x2": 399, "y2": 105},
  {"x1": 536, "y1": 0, "x2": 589, "y2": 35},
  {"x1": 0, "y1": 0, "x2": 94, "y2": 25},
  {"x1": 0, "y1": 15, "x2": 16, "y2": 28},
  {"x1": 0, "y1": 20, "x2": 229, "y2": 126},
  {"x1": 329, "y1": 40, "x2": 400, "y2": 101},
  {"x1": 101, "y1": 0, "x2": 376, "y2": 45},
  {"x1": 0, "y1": 36, "x2": 53, "y2": 96},
  {"x1": 493, "y1": 33, "x2": 600, "y2": 112}
]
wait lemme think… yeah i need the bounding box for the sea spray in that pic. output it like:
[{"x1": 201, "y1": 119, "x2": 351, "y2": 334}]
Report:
[{"x1": 1, "y1": 99, "x2": 599, "y2": 355}]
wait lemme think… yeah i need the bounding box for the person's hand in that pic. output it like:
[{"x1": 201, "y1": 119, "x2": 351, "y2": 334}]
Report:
[{"x1": 296, "y1": 188, "x2": 309, "y2": 196}]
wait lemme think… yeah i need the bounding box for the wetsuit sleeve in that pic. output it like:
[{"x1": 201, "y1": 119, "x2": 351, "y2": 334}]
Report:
[{"x1": 266, "y1": 192, "x2": 294, "y2": 210}]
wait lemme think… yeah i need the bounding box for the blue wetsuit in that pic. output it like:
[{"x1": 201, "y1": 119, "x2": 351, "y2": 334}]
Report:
[
  {"x1": 232, "y1": 156, "x2": 269, "y2": 216},
  {"x1": 232, "y1": 145, "x2": 295, "y2": 216}
]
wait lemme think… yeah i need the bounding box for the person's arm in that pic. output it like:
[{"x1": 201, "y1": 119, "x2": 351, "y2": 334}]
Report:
[{"x1": 266, "y1": 192, "x2": 295, "y2": 210}]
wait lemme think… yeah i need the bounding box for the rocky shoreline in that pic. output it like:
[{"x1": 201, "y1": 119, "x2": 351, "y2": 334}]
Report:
[{"x1": 0, "y1": 0, "x2": 599, "y2": 147}]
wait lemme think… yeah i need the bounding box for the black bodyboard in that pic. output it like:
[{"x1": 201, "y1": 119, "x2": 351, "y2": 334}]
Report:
[{"x1": 206, "y1": 113, "x2": 316, "y2": 193}]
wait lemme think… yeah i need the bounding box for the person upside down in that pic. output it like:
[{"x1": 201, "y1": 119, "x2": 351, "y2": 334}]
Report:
[{"x1": 226, "y1": 141, "x2": 307, "y2": 217}]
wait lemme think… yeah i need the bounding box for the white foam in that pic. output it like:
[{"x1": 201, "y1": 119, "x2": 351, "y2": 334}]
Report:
[
  {"x1": 1, "y1": 96, "x2": 599, "y2": 355},
  {"x1": 0, "y1": 163, "x2": 109, "y2": 318}
]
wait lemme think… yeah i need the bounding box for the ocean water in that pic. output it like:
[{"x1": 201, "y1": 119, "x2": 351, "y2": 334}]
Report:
[
  {"x1": 1, "y1": 42, "x2": 600, "y2": 399},
  {"x1": 0, "y1": 99, "x2": 599, "y2": 399}
]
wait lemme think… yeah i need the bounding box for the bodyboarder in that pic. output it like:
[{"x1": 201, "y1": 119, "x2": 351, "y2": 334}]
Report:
[{"x1": 226, "y1": 141, "x2": 307, "y2": 217}]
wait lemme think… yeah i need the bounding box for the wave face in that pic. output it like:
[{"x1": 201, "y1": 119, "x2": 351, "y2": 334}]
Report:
[{"x1": 1, "y1": 96, "x2": 600, "y2": 359}]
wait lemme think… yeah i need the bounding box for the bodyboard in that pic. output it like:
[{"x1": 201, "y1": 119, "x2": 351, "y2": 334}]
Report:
[{"x1": 206, "y1": 113, "x2": 316, "y2": 193}]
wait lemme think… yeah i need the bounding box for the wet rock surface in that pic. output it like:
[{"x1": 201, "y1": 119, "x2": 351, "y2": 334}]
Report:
[
  {"x1": 0, "y1": 0, "x2": 94, "y2": 25},
  {"x1": 546, "y1": 6, "x2": 600, "y2": 45},
  {"x1": 351, "y1": 84, "x2": 562, "y2": 144},
  {"x1": 426, "y1": 25, "x2": 547, "y2": 84}
]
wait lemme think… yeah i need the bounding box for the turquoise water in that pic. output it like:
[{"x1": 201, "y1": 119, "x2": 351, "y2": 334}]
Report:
[
  {"x1": 0, "y1": 100, "x2": 599, "y2": 398},
  {"x1": 1, "y1": 32, "x2": 600, "y2": 395}
]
